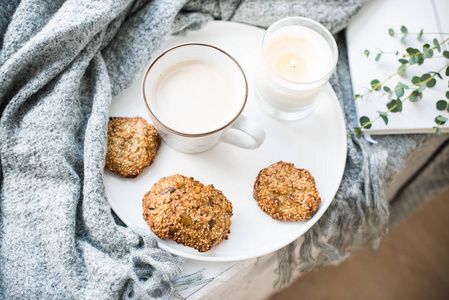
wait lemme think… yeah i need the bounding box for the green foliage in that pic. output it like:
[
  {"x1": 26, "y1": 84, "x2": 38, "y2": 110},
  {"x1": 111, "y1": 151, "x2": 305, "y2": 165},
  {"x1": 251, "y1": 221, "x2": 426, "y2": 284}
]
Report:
[
  {"x1": 409, "y1": 90, "x2": 422, "y2": 102},
  {"x1": 352, "y1": 25, "x2": 449, "y2": 138},
  {"x1": 435, "y1": 115, "x2": 447, "y2": 125},
  {"x1": 436, "y1": 100, "x2": 448, "y2": 111},
  {"x1": 401, "y1": 26, "x2": 408, "y2": 34},
  {"x1": 359, "y1": 116, "x2": 372, "y2": 129},
  {"x1": 400, "y1": 25, "x2": 408, "y2": 42},
  {"x1": 370, "y1": 79, "x2": 381, "y2": 91},
  {"x1": 418, "y1": 29, "x2": 423, "y2": 40},
  {"x1": 377, "y1": 111, "x2": 389, "y2": 125},
  {"x1": 387, "y1": 99, "x2": 402, "y2": 112},
  {"x1": 433, "y1": 38, "x2": 441, "y2": 52}
]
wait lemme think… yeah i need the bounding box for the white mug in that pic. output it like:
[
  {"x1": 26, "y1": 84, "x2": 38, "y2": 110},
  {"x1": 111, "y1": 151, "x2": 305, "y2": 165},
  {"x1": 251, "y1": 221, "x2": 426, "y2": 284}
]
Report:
[{"x1": 142, "y1": 43, "x2": 265, "y2": 154}]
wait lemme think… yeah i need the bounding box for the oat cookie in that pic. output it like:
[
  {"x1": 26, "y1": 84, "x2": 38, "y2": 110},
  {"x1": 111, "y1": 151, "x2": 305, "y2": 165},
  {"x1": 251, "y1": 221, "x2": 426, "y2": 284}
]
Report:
[
  {"x1": 253, "y1": 161, "x2": 321, "y2": 222},
  {"x1": 105, "y1": 116, "x2": 161, "y2": 178},
  {"x1": 142, "y1": 174, "x2": 233, "y2": 252}
]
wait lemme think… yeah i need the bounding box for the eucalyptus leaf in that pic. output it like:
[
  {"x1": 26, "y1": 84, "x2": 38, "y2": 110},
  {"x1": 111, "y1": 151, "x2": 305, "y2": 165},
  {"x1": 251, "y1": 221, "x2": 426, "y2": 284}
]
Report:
[
  {"x1": 418, "y1": 29, "x2": 423, "y2": 40},
  {"x1": 434, "y1": 126, "x2": 441, "y2": 135},
  {"x1": 387, "y1": 100, "x2": 399, "y2": 112},
  {"x1": 417, "y1": 54, "x2": 424, "y2": 65},
  {"x1": 364, "y1": 50, "x2": 370, "y2": 57},
  {"x1": 377, "y1": 111, "x2": 389, "y2": 125},
  {"x1": 420, "y1": 73, "x2": 431, "y2": 81},
  {"x1": 436, "y1": 100, "x2": 447, "y2": 111},
  {"x1": 359, "y1": 116, "x2": 372, "y2": 129},
  {"x1": 435, "y1": 115, "x2": 448, "y2": 124},
  {"x1": 418, "y1": 83, "x2": 426, "y2": 93},
  {"x1": 430, "y1": 71, "x2": 442, "y2": 80},
  {"x1": 409, "y1": 90, "x2": 421, "y2": 102},
  {"x1": 406, "y1": 47, "x2": 416, "y2": 55},
  {"x1": 375, "y1": 53, "x2": 382, "y2": 61},
  {"x1": 398, "y1": 58, "x2": 408, "y2": 64},
  {"x1": 396, "y1": 99, "x2": 403, "y2": 112},
  {"x1": 388, "y1": 28, "x2": 394, "y2": 36},
  {"x1": 401, "y1": 25, "x2": 408, "y2": 34},
  {"x1": 371, "y1": 79, "x2": 381, "y2": 91},
  {"x1": 353, "y1": 127, "x2": 363, "y2": 138},
  {"x1": 411, "y1": 76, "x2": 421, "y2": 85},
  {"x1": 398, "y1": 82, "x2": 409, "y2": 89},
  {"x1": 443, "y1": 51, "x2": 449, "y2": 58},
  {"x1": 433, "y1": 38, "x2": 441, "y2": 52},
  {"x1": 422, "y1": 45, "x2": 433, "y2": 59},
  {"x1": 426, "y1": 78, "x2": 437, "y2": 88},
  {"x1": 395, "y1": 86, "x2": 404, "y2": 97}
]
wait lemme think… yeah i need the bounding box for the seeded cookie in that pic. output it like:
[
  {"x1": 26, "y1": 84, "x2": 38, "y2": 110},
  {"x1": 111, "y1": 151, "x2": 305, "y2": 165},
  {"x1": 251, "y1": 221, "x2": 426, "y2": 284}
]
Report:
[
  {"x1": 105, "y1": 116, "x2": 161, "y2": 178},
  {"x1": 142, "y1": 175, "x2": 233, "y2": 252},
  {"x1": 253, "y1": 161, "x2": 321, "y2": 222}
]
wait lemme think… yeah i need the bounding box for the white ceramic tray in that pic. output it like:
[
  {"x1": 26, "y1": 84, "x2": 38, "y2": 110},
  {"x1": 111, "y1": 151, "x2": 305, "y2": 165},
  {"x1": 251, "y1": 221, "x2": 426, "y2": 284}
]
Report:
[{"x1": 104, "y1": 21, "x2": 347, "y2": 262}]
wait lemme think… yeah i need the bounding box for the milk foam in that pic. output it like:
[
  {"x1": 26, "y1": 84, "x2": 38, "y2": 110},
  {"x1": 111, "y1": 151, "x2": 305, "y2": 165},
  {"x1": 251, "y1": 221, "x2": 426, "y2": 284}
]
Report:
[{"x1": 151, "y1": 60, "x2": 238, "y2": 134}]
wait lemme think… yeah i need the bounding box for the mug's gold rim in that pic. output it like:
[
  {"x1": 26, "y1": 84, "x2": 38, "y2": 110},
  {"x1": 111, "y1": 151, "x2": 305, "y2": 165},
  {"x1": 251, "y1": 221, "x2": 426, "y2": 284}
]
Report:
[{"x1": 142, "y1": 43, "x2": 249, "y2": 138}]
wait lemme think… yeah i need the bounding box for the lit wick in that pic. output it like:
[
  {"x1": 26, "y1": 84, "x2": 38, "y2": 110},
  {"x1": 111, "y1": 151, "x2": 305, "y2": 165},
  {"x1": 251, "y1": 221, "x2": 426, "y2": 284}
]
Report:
[
  {"x1": 289, "y1": 58, "x2": 296, "y2": 69},
  {"x1": 284, "y1": 58, "x2": 297, "y2": 80}
]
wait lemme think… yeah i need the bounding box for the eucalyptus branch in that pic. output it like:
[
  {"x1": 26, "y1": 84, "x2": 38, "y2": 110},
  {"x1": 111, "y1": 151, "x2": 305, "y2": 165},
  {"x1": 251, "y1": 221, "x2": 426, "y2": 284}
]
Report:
[{"x1": 352, "y1": 25, "x2": 449, "y2": 138}]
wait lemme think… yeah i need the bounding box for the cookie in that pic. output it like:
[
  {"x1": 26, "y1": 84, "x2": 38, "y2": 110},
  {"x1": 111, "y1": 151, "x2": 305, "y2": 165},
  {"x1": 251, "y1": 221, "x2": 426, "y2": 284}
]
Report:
[
  {"x1": 253, "y1": 161, "x2": 321, "y2": 222},
  {"x1": 142, "y1": 174, "x2": 233, "y2": 252},
  {"x1": 105, "y1": 116, "x2": 161, "y2": 178}
]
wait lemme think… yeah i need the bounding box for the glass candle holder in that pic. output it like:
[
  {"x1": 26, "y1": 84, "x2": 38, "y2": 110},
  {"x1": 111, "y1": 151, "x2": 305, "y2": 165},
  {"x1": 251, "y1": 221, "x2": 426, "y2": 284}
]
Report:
[{"x1": 254, "y1": 17, "x2": 338, "y2": 121}]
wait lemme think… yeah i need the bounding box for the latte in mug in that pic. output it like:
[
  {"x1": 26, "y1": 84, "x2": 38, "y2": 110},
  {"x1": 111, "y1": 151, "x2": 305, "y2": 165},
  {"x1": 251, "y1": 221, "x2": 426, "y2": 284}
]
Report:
[
  {"x1": 150, "y1": 60, "x2": 242, "y2": 134},
  {"x1": 142, "y1": 43, "x2": 265, "y2": 154}
]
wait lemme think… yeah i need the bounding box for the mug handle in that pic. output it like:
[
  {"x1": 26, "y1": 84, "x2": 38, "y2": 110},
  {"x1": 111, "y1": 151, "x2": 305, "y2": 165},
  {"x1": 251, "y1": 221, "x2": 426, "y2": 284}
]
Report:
[{"x1": 220, "y1": 115, "x2": 265, "y2": 149}]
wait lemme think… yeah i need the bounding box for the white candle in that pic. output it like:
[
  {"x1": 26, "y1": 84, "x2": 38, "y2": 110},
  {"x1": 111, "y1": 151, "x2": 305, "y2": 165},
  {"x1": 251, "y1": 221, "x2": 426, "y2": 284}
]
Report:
[
  {"x1": 254, "y1": 17, "x2": 338, "y2": 121},
  {"x1": 264, "y1": 26, "x2": 333, "y2": 83}
]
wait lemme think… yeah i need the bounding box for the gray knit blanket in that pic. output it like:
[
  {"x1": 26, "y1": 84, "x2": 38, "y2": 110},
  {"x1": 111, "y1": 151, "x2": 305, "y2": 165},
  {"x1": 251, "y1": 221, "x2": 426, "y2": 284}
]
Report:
[{"x1": 2, "y1": 0, "x2": 449, "y2": 299}]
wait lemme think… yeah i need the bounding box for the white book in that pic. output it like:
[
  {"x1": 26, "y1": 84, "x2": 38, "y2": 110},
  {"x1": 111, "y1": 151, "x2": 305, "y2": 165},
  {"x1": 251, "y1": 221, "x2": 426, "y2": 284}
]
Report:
[{"x1": 346, "y1": 0, "x2": 449, "y2": 135}]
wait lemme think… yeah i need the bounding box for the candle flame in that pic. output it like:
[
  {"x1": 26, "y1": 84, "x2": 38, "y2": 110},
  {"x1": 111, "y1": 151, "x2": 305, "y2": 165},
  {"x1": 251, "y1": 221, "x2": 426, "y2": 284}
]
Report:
[{"x1": 289, "y1": 58, "x2": 296, "y2": 69}]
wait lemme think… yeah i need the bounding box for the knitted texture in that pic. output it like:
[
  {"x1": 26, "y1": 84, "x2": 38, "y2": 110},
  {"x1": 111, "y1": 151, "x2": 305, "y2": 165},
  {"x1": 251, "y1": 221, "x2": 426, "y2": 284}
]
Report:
[{"x1": 5, "y1": 0, "x2": 446, "y2": 299}]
